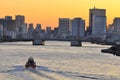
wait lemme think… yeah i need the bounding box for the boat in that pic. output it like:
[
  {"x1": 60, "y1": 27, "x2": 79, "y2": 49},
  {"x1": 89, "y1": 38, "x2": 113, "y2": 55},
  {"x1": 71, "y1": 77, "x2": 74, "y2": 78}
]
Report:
[{"x1": 25, "y1": 57, "x2": 36, "y2": 68}]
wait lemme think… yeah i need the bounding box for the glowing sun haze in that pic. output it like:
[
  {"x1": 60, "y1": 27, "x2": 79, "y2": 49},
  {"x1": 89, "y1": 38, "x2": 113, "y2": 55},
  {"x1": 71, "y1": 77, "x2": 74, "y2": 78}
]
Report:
[{"x1": 0, "y1": 0, "x2": 120, "y2": 29}]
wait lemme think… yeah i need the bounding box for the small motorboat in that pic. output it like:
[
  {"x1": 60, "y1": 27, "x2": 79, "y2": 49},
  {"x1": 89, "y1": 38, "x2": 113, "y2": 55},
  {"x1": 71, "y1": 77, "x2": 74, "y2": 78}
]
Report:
[{"x1": 25, "y1": 57, "x2": 36, "y2": 68}]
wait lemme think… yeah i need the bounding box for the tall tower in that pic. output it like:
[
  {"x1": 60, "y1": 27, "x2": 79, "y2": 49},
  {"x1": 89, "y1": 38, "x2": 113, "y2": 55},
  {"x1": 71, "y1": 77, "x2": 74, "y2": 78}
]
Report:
[
  {"x1": 15, "y1": 15, "x2": 25, "y2": 28},
  {"x1": 5, "y1": 16, "x2": 12, "y2": 20},
  {"x1": 88, "y1": 7, "x2": 106, "y2": 35},
  {"x1": 58, "y1": 18, "x2": 71, "y2": 38},
  {"x1": 36, "y1": 24, "x2": 41, "y2": 32},
  {"x1": 71, "y1": 18, "x2": 85, "y2": 39},
  {"x1": 113, "y1": 17, "x2": 120, "y2": 33}
]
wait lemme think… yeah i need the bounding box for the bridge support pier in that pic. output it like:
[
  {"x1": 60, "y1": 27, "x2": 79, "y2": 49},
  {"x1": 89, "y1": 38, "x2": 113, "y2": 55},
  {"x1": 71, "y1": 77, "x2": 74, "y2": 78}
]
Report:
[
  {"x1": 32, "y1": 39, "x2": 45, "y2": 45},
  {"x1": 71, "y1": 40, "x2": 82, "y2": 46}
]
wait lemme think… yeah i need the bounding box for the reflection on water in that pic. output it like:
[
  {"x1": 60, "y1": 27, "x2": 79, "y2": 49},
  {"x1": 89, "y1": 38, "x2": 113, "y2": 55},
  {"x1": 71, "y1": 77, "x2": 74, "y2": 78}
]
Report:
[{"x1": 0, "y1": 41, "x2": 120, "y2": 80}]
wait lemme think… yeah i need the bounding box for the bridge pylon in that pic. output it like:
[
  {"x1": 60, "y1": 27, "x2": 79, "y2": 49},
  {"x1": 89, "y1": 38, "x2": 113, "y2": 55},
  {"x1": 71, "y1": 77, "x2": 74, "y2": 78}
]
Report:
[
  {"x1": 71, "y1": 37, "x2": 82, "y2": 46},
  {"x1": 32, "y1": 30, "x2": 45, "y2": 45}
]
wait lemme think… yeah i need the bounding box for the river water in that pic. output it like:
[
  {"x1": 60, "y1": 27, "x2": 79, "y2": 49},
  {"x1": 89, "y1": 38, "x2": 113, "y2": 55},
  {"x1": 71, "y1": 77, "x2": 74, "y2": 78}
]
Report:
[{"x1": 0, "y1": 41, "x2": 120, "y2": 80}]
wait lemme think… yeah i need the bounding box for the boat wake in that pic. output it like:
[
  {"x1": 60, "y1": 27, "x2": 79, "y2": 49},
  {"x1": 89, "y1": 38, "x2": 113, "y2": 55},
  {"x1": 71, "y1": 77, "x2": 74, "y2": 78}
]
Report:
[{"x1": 0, "y1": 65, "x2": 106, "y2": 80}]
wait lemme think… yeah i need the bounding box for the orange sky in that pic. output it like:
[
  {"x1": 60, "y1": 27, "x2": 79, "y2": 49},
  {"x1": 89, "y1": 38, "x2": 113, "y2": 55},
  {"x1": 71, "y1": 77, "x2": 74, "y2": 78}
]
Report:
[{"x1": 0, "y1": 0, "x2": 120, "y2": 29}]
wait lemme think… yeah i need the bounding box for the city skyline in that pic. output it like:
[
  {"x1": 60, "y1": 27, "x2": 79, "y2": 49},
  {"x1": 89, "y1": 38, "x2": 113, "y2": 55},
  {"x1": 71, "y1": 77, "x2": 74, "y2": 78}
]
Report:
[{"x1": 0, "y1": 0, "x2": 120, "y2": 28}]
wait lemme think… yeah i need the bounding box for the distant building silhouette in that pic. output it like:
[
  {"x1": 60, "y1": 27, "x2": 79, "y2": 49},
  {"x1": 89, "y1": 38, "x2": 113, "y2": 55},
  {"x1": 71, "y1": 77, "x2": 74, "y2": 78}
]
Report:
[
  {"x1": 0, "y1": 17, "x2": 17, "y2": 39},
  {"x1": 46, "y1": 27, "x2": 51, "y2": 33},
  {"x1": 15, "y1": 15, "x2": 25, "y2": 28},
  {"x1": 0, "y1": 25, "x2": 3, "y2": 39},
  {"x1": 27, "y1": 23, "x2": 34, "y2": 39},
  {"x1": 71, "y1": 18, "x2": 85, "y2": 39},
  {"x1": 107, "y1": 17, "x2": 120, "y2": 42},
  {"x1": 92, "y1": 16, "x2": 106, "y2": 40},
  {"x1": 17, "y1": 23, "x2": 27, "y2": 39},
  {"x1": 58, "y1": 18, "x2": 71, "y2": 38},
  {"x1": 113, "y1": 17, "x2": 120, "y2": 33},
  {"x1": 86, "y1": 7, "x2": 106, "y2": 36},
  {"x1": 35, "y1": 24, "x2": 41, "y2": 32},
  {"x1": 5, "y1": 16, "x2": 12, "y2": 20}
]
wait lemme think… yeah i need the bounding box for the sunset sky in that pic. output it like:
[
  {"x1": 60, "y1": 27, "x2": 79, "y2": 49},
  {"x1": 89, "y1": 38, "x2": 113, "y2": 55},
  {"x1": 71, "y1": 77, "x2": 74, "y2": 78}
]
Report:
[{"x1": 0, "y1": 0, "x2": 120, "y2": 29}]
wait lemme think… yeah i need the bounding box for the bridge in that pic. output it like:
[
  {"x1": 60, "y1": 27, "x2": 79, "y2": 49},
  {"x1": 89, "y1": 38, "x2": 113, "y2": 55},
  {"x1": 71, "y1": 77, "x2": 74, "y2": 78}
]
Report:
[
  {"x1": 0, "y1": 31, "x2": 119, "y2": 47},
  {"x1": 31, "y1": 29, "x2": 120, "y2": 46}
]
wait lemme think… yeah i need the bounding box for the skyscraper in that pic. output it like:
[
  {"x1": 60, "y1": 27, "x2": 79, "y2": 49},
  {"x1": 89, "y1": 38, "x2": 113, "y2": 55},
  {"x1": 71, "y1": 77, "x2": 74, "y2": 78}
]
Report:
[
  {"x1": 35, "y1": 24, "x2": 41, "y2": 32},
  {"x1": 106, "y1": 17, "x2": 120, "y2": 42},
  {"x1": 5, "y1": 16, "x2": 12, "y2": 20},
  {"x1": 113, "y1": 17, "x2": 120, "y2": 33},
  {"x1": 15, "y1": 15, "x2": 25, "y2": 28},
  {"x1": 27, "y1": 23, "x2": 34, "y2": 39},
  {"x1": 87, "y1": 7, "x2": 106, "y2": 35},
  {"x1": 0, "y1": 17, "x2": 17, "y2": 39},
  {"x1": 28, "y1": 23, "x2": 34, "y2": 32},
  {"x1": 58, "y1": 18, "x2": 71, "y2": 38},
  {"x1": 45, "y1": 26, "x2": 52, "y2": 37},
  {"x1": 0, "y1": 25, "x2": 3, "y2": 39},
  {"x1": 92, "y1": 16, "x2": 106, "y2": 40},
  {"x1": 71, "y1": 18, "x2": 85, "y2": 39},
  {"x1": 18, "y1": 24, "x2": 27, "y2": 39},
  {"x1": 46, "y1": 27, "x2": 51, "y2": 32}
]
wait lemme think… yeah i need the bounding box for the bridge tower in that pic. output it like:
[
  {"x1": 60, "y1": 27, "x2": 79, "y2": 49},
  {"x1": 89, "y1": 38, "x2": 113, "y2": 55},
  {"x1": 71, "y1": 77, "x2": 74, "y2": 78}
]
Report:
[
  {"x1": 71, "y1": 37, "x2": 82, "y2": 46},
  {"x1": 32, "y1": 30, "x2": 45, "y2": 45},
  {"x1": 71, "y1": 18, "x2": 84, "y2": 46}
]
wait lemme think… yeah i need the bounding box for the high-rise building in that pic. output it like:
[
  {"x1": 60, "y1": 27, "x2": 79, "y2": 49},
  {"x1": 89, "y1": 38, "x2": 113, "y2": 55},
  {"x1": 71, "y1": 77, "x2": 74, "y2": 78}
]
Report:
[
  {"x1": 0, "y1": 18, "x2": 17, "y2": 39},
  {"x1": 5, "y1": 16, "x2": 12, "y2": 20},
  {"x1": 15, "y1": 15, "x2": 25, "y2": 28},
  {"x1": 58, "y1": 18, "x2": 71, "y2": 38},
  {"x1": 17, "y1": 23, "x2": 27, "y2": 39},
  {"x1": 46, "y1": 27, "x2": 51, "y2": 33},
  {"x1": 28, "y1": 23, "x2": 34, "y2": 31},
  {"x1": 87, "y1": 7, "x2": 106, "y2": 35},
  {"x1": 0, "y1": 18, "x2": 6, "y2": 29},
  {"x1": 71, "y1": 18, "x2": 85, "y2": 39},
  {"x1": 35, "y1": 24, "x2": 41, "y2": 32},
  {"x1": 6, "y1": 20, "x2": 16, "y2": 31},
  {"x1": 45, "y1": 26, "x2": 52, "y2": 38},
  {"x1": 27, "y1": 23, "x2": 34, "y2": 39},
  {"x1": 106, "y1": 17, "x2": 120, "y2": 42},
  {"x1": 92, "y1": 16, "x2": 106, "y2": 40},
  {"x1": 53, "y1": 28, "x2": 58, "y2": 38},
  {"x1": 0, "y1": 24, "x2": 3, "y2": 39},
  {"x1": 113, "y1": 17, "x2": 120, "y2": 33}
]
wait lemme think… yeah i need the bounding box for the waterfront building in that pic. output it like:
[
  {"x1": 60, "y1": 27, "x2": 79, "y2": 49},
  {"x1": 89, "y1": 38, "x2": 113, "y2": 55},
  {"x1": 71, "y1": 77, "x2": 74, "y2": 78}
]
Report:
[
  {"x1": 6, "y1": 20, "x2": 17, "y2": 39},
  {"x1": 46, "y1": 27, "x2": 51, "y2": 33},
  {"x1": 106, "y1": 17, "x2": 120, "y2": 42},
  {"x1": 17, "y1": 24, "x2": 27, "y2": 39},
  {"x1": 28, "y1": 23, "x2": 34, "y2": 33},
  {"x1": 0, "y1": 25, "x2": 3, "y2": 39},
  {"x1": 92, "y1": 16, "x2": 106, "y2": 40},
  {"x1": 6, "y1": 20, "x2": 16, "y2": 31},
  {"x1": 107, "y1": 24, "x2": 114, "y2": 33},
  {"x1": 53, "y1": 28, "x2": 58, "y2": 38},
  {"x1": 58, "y1": 18, "x2": 71, "y2": 38},
  {"x1": 40, "y1": 29, "x2": 45, "y2": 38},
  {"x1": 15, "y1": 15, "x2": 25, "y2": 28},
  {"x1": 113, "y1": 17, "x2": 120, "y2": 33},
  {"x1": 6, "y1": 31, "x2": 16, "y2": 39},
  {"x1": 86, "y1": 7, "x2": 106, "y2": 36},
  {"x1": 27, "y1": 23, "x2": 34, "y2": 39},
  {"x1": 35, "y1": 24, "x2": 41, "y2": 32},
  {"x1": 71, "y1": 18, "x2": 85, "y2": 39},
  {"x1": 5, "y1": 16, "x2": 12, "y2": 20},
  {"x1": 45, "y1": 26, "x2": 52, "y2": 38},
  {"x1": 0, "y1": 17, "x2": 17, "y2": 39}
]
